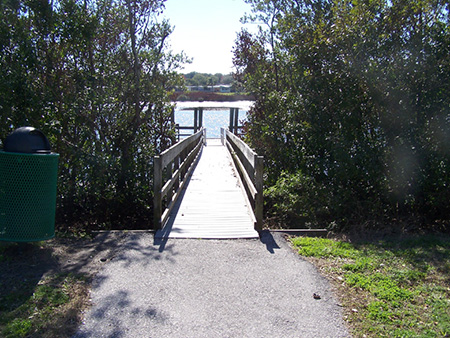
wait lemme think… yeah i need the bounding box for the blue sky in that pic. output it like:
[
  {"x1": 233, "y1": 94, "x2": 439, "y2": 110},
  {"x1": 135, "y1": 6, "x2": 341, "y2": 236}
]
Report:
[{"x1": 163, "y1": 0, "x2": 257, "y2": 74}]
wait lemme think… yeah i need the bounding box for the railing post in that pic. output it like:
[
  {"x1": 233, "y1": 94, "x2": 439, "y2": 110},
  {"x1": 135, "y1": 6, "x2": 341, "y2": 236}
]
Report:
[
  {"x1": 153, "y1": 155, "x2": 162, "y2": 230},
  {"x1": 254, "y1": 155, "x2": 264, "y2": 231}
]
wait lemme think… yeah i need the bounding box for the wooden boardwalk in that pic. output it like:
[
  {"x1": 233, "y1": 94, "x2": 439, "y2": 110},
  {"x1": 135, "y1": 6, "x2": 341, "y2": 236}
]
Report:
[{"x1": 155, "y1": 139, "x2": 259, "y2": 239}]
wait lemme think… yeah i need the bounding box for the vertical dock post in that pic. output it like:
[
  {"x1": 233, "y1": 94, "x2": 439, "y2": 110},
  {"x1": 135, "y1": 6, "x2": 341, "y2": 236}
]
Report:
[
  {"x1": 194, "y1": 108, "x2": 198, "y2": 133},
  {"x1": 234, "y1": 108, "x2": 239, "y2": 135},
  {"x1": 229, "y1": 108, "x2": 234, "y2": 133},
  {"x1": 229, "y1": 108, "x2": 239, "y2": 134},
  {"x1": 199, "y1": 108, "x2": 203, "y2": 130}
]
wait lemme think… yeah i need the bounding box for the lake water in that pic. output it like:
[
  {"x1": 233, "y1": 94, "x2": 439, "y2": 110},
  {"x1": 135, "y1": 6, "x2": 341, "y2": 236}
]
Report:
[{"x1": 173, "y1": 101, "x2": 254, "y2": 138}]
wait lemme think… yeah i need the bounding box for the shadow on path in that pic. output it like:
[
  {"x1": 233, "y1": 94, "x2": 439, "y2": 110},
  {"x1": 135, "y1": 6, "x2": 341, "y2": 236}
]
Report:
[{"x1": 259, "y1": 230, "x2": 281, "y2": 254}]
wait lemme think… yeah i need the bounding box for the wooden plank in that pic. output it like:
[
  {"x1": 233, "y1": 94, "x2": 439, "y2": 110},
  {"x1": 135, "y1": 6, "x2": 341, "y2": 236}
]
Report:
[
  {"x1": 269, "y1": 229, "x2": 328, "y2": 237},
  {"x1": 156, "y1": 139, "x2": 258, "y2": 239}
]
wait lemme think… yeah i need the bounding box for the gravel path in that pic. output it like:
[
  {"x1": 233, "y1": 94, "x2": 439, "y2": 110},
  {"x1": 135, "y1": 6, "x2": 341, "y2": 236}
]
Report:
[{"x1": 74, "y1": 231, "x2": 350, "y2": 338}]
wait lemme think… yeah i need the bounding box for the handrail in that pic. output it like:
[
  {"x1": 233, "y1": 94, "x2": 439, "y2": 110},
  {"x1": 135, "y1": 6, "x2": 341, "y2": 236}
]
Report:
[
  {"x1": 220, "y1": 128, "x2": 264, "y2": 230},
  {"x1": 175, "y1": 124, "x2": 203, "y2": 141},
  {"x1": 154, "y1": 128, "x2": 206, "y2": 229}
]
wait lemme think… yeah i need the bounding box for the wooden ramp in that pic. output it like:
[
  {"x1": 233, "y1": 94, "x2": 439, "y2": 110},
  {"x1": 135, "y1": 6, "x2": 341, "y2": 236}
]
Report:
[{"x1": 155, "y1": 139, "x2": 259, "y2": 239}]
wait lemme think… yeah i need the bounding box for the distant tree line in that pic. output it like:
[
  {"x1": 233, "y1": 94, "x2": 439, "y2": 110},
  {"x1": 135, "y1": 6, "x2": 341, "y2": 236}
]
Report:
[
  {"x1": 183, "y1": 72, "x2": 233, "y2": 87},
  {"x1": 0, "y1": 0, "x2": 186, "y2": 231},
  {"x1": 234, "y1": 0, "x2": 450, "y2": 232}
]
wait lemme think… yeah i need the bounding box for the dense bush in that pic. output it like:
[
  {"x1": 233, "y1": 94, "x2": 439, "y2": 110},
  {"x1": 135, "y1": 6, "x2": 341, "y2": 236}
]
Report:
[
  {"x1": 265, "y1": 171, "x2": 329, "y2": 227},
  {"x1": 234, "y1": 0, "x2": 450, "y2": 231},
  {"x1": 0, "y1": 0, "x2": 186, "y2": 230}
]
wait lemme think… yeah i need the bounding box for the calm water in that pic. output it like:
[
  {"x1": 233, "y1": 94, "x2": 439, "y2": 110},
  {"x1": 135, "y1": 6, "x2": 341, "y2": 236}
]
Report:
[{"x1": 174, "y1": 101, "x2": 254, "y2": 138}]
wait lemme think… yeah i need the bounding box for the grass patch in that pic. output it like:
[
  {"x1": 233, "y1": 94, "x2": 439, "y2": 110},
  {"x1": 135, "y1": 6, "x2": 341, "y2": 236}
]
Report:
[
  {"x1": 291, "y1": 234, "x2": 450, "y2": 337},
  {"x1": 0, "y1": 273, "x2": 88, "y2": 338},
  {"x1": 0, "y1": 242, "x2": 91, "y2": 338}
]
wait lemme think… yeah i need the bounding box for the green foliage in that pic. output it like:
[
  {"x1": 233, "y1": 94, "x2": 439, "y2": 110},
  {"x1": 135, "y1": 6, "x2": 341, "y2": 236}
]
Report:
[
  {"x1": 265, "y1": 171, "x2": 328, "y2": 227},
  {"x1": 33, "y1": 284, "x2": 70, "y2": 307},
  {"x1": 0, "y1": 274, "x2": 79, "y2": 338},
  {"x1": 0, "y1": 0, "x2": 187, "y2": 230},
  {"x1": 367, "y1": 300, "x2": 393, "y2": 323},
  {"x1": 342, "y1": 257, "x2": 374, "y2": 272},
  {"x1": 345, "y1": 272, "x2": 413, "y2": 301},
  {"x1": 234, "y1": 0, "x2": 450, "y2": 230},
  {"x1": 291, "y1": 237, "x2": 357, "y2": 258},
  {"x1": 291, "y1": 236, "x2": 450, "y2": 337},
  {"x1": 183, "y1": 72, "x2": 233, "y2": 87},
  {"x1": 3, "y1": 318, "x2": 32, "y2": 338}
]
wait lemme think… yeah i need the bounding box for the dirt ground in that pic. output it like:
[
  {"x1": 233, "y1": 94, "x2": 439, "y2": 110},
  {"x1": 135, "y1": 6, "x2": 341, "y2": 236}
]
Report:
[{"x1": 0, "y1": 231, "x2": 129, "y2": 337}]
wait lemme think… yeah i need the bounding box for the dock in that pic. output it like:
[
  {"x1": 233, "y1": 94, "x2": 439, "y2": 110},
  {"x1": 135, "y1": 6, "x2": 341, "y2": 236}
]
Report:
[{"x1": 155, "y1": 139, "x2": 258, "y2": 239}]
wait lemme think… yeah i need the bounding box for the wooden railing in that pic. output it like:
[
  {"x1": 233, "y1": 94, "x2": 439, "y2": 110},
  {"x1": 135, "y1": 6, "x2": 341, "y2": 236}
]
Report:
[
  {"x1": 220, "y1": 128, "x2": 264, "y2": 230},
  {"x1": 153, "y1": 128, "x2": 206, "y2": 229},
  {"x1": 174, "y1": 107, "x2": 204, "y2": 140}
]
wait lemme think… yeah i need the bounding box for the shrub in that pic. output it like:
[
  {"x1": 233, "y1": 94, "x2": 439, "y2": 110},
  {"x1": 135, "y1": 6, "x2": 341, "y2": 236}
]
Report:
[{"x1": 265, "y1": 171, "x2": 329, "y2": 227}]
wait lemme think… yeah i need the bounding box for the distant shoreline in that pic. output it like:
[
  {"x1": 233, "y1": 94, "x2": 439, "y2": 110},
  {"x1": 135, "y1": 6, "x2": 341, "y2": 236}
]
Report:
[{"x1": 170, "y1": 91, "x2": 255, "y2": 102}]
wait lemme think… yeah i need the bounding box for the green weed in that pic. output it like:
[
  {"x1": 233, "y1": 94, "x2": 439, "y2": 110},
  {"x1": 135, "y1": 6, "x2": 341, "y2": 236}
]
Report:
[
  {"x1": 342, "y1": 257, "x2": 374, "y2": 272},
  {"x1": 291, "y1": 237, "x2": 358, "y2": 258},
  {"x1": 367, "y1": 301, "x2": 393, "y2": 322},
  {"x1": 291, "y1": 235, "x2": 450, "y2": 337},
  {"x1": 3, "y1": 318, "x2": 32, "y2": 338},
  {"x1": 0, "y1": 274, "x2": 82, "y2": 338}
]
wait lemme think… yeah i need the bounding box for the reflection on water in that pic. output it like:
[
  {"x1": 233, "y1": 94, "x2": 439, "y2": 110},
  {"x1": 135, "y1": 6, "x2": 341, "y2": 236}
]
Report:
[{"x1": 173, "y1": 101, "x2": 253, "y2": 138}]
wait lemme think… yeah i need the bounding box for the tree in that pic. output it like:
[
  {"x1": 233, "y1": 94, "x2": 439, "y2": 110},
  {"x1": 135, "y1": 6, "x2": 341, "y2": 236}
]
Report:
[
  {"x1": 234, "y1": 0, "x2": 450, "y2": 230},
  {"x1": 0, "y1": 0, "x2": 186, "y2": 230},
  {"x1": 183, "y1": 72, "x2": 232, "y2": 86}
]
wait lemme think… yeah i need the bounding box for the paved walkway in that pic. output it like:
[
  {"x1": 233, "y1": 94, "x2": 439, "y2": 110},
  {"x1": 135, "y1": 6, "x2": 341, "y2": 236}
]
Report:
[{"x1": 74, "y1": 232, "x2": 350, "y2": 338}]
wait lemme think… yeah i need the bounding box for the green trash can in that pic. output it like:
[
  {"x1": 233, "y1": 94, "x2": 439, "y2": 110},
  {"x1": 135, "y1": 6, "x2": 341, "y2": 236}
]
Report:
[{"x1": 0, "y1": 127, "x2": 59, "y2": 242}]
